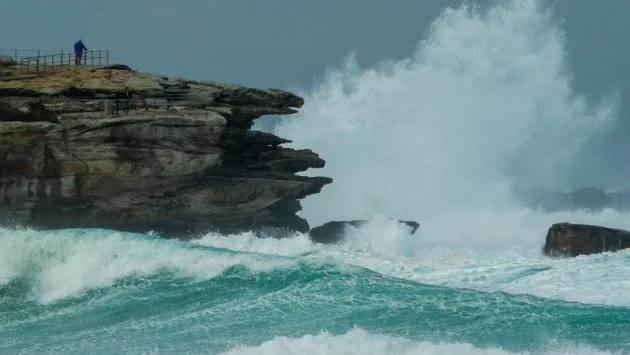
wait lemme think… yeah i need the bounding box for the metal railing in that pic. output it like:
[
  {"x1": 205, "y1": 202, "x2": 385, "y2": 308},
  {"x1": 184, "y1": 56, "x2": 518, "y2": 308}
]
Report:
[
  {"x1": 0, "y1": 94, "x2": 212, "y2": 118},
  {"x1": 17, "y1": 50, "x2": 109, "y2": 74},
  {"x1": 0, "y1": 49, "x2": 61, "y2": 62},
  {"x1": 0, "y1": 49, "x2": 110, "y2": 78}
]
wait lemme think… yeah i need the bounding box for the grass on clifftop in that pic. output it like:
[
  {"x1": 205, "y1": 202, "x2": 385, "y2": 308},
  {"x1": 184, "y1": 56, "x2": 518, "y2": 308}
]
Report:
[{"x1": 0, "y1": 101, "x2": 60, "y2": 123}]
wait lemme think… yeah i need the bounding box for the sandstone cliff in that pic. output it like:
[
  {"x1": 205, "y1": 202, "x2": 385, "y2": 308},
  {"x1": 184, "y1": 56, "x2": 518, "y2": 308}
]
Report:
[{"x1": 0, "y1": 65, "x2": 332, "y2": 237}]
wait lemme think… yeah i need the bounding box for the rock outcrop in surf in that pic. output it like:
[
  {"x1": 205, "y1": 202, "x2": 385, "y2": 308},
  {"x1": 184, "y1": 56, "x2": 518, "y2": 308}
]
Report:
[
  {"x1": 542, "y1": 222, "x2": 630, "y2": 257},
  {"x1": 309, "y1": 219, "x2": 420, "y2": 244},
  {"x1": 0, "y1": 65, "x2": 332, "y2": 237}
]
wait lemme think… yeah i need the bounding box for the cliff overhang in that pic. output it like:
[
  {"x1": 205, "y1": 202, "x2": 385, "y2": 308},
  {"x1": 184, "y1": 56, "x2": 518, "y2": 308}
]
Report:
[{"x1": 0, "y1": 65, "x2": 331, "y2": 237}]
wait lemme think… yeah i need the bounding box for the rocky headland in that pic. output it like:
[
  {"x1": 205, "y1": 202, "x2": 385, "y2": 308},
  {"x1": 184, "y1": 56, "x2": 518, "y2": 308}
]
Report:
[
  {"x1": 0, "y1": 64, "x2": 332, "y2": 237},
  {"x1": 3, "y1": 63, "x2": 630, "y2": 253}
]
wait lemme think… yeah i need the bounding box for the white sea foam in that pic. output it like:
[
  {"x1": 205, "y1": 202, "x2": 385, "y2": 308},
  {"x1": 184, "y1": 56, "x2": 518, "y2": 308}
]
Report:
[
  {"x1": 193, "y1": 231, "x2": 316, "y2": 257},
  {"x1": 0, "y1": 228, "x2": 298, "y2": 304},
  {"x1": 218, "y1": 327, "x2": 619, "y2": 355},
  {"x1": 191, "y1": 218, "x2": 630, "y2": 307},
  {"x1": 326, "y1": 216, "x2": 630, "y2": 306},
  {"x1": 267, "y1": 0, "x2": 630, "y2": 305},
  {"x1": 274, "y1": 0, "x2": 620, "y2": 253}
]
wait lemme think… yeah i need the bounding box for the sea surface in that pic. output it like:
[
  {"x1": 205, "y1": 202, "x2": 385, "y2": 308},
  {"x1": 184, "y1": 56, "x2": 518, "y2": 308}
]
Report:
[
  {"x1": 3, "y1": 0, "x2": 630, "y2": 354},
  {"x1": 1, "y1": 225, "x2": 630, "y2": 354}
]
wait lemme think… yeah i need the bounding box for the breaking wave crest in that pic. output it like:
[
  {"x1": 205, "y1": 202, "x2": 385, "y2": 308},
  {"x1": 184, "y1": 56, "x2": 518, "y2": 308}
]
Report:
[
  {"x1": 274, "y1": 0, "x2": 622, "y2": 254},
  {"x1": 0, "y1": 228, "x2": 299, "y2": 304},
  {"x1": 219, "y1": 328, "x2": 621, "y2": 355}
]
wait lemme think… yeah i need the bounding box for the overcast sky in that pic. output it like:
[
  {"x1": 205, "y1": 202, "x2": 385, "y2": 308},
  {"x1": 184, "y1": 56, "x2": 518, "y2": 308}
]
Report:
[
  {"x1": 2, "y1": 0, "x2": 627, "y2": 96},
  {"x1": 2, "y1": 0, "x2": 630, "y2": 187}
]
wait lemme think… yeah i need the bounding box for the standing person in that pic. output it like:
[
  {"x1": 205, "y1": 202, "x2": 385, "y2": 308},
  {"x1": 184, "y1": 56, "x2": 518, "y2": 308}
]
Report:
[
  {"x1": 74, "y1": 40, "x2": 88, "y2": 66},
  {"x1": 114, "y1": 89, "x2": 122, "y2": 115},
  {"x1": 123, "y1": 87, "x2": 133, "y2": 114}
]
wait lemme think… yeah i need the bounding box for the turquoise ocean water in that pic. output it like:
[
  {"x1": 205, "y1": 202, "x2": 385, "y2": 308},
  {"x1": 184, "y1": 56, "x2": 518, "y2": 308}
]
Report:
[{"x1": 1, "y1": 227, "x2": 629, "y2": 354}]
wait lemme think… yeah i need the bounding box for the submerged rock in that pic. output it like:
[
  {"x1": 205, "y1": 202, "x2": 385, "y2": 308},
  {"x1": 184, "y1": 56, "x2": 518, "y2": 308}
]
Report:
[
  {"x1": 309, "y1": 220, "x2": 420, "y2": 244},
  {"x1": 542, "y1": 222, "x2": 630, "y2": 257}
]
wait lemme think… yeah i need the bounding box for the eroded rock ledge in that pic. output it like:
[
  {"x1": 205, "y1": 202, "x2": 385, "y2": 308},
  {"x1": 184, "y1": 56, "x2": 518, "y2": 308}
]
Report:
[{"x1": 0, "y1": 66, "x2": 332, "y2": 237}]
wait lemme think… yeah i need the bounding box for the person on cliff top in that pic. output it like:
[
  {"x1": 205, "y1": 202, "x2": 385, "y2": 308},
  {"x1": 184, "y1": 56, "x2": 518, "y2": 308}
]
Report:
[
  {"x1": 123, "y1": 87, "x2": 133, "y2": 114},
  {"x1": 74, "y1": 40, "x2": 88, "y2": 66}
]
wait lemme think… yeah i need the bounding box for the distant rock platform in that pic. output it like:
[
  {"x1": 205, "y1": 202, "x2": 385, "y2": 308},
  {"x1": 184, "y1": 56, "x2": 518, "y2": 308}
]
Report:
[
  {"x1": 516, "y1": 187, "x2": 630, "y2": 212},
  {"x1": 0, "y1": 65, "x2": 332, "y2": 237}
]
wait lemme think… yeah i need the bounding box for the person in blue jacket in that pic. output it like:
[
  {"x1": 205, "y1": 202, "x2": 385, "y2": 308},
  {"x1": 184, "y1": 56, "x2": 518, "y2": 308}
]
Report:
[{"x1": 74, "y1": 40, "x2": 88, "y2": 66}]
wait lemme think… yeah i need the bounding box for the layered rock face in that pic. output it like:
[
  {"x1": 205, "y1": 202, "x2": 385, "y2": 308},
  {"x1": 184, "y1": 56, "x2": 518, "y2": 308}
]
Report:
[
  {"x1": 542, "y1": 223, "x2": 630, "y2": 257},
  {"x1": 0, "y1": 66, "x2": 332, "y2": 237}
]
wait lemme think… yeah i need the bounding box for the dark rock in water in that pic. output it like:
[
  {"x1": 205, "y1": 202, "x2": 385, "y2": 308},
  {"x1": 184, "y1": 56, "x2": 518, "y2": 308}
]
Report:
[
  {"x1": 309, "y1": 220, "x2": 420, "y2": 244},
  {"x1": 543, "y1": 222, "x2": 630, "y2": 257}
]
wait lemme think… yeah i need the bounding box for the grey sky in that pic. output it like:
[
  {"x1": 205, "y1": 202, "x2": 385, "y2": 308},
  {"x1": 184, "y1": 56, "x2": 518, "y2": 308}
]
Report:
[
  {"x1": 0, "y1": 0, "x2": 462, "y2": 89},
  {"x1": 0, "y1": 0, "x2": 625, "y2": 96},
  {"x1": 1, "y1": 0, "x2": 630, "y2": 187}
]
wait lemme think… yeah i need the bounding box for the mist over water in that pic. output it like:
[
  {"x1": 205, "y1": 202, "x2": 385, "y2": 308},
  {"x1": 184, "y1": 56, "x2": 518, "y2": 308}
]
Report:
[{"x1": 275, "y1": 0, "x2": 623, "y2": 253}]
